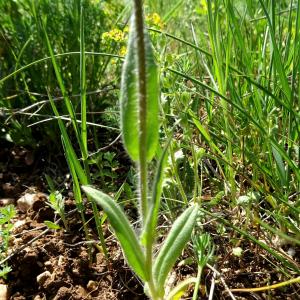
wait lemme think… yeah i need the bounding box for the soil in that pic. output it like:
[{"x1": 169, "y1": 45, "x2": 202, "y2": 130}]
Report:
[
  {"x1": 0, "y1": 142, "x2": 146, "y2": 300},
  {"x1": 1, "y1": 142, "x2": 300, "y2": 299}
]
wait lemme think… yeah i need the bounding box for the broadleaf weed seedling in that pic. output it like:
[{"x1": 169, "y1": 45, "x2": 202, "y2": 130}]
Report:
[
  {"x1": 83, "y1": 1, "x2": 199, "y2": 299},
  {"x1": 0, "y1": 205, "x2": 16, "y2": 279},
  {"x1": 47, "y1": 191, "x2": 68, "y2": 231},
  {"x1": 192, "y1": 233, "x2": 214, "y2": 300}
]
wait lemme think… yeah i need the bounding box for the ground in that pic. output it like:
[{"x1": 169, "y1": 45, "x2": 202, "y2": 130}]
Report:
[{"x1": 0, "y1": 142, "x2": 299, "y2": 299}]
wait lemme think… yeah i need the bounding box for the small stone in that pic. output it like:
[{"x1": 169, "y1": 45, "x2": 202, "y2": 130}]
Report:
[
  {"x1": 36, "y1": 271, "x2": 51, "y2": 285},
  {"x1": 87, "y1": 280, "x2": 97, "y2": 291},
  {"x1": 72, "y1": 268, "x2": 80, "y2": 276},
  {"x1": 53, "y1": 287, "x2": 71, "y2": 300},
  {"x1": 13, "y1": 220, "x2": 26, "y2": 230},
  {"x1": 0, "y1": 284, "x2": 8, "y2": 300},
  {"x1": 0, "y1": 198, "x2": 15, "y2": 206},
  {"x1": 17, "y1": 193, "x2": 36, "y2": 212},
  {"x1": 74, "y1": 285, "x2": 88, "y2": 297},
  {"x1": 57, "y1": 255, "x2": 64, "y2": 266},
  {"x1": 33, "y1": 295, "x2": 45, "y2": 300},
  {"x1": 44, "y1": 261, "x2": 52, "y2": 267}
]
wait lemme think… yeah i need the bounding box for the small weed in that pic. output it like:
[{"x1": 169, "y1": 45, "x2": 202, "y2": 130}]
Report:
[{"x1": 0, "y1": 205, "x2": 16, "y2": 279}]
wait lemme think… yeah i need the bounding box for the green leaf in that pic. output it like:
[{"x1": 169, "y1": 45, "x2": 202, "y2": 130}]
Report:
[
  {"x1": 166, "y1": 277, "x2": 197, "y2": 300},
  {"x1": 45, "y1": 174, "x2": 55, "y2": 193},
  {"x1": 44, "y1": 221, "x2": 61, "y2": 230},
  {"x1": 120, "y1": 15, "x2": 159, "y2": 162},
  {"x1": 0, "y1": 265, "x2": 12, "y2": 279},
  {"x1": 47, "y1": 91, "x2": 87, "y2": 185},
  {"x1": 82, "y1": 185, "x2": 148, "y2": 281},
  {"x1": 271, "y1": 144, "x2": 287, "y2": 187},
  {"x1": 189, "y1": 109, "x2": 224, "y2": 157},
  {"x1": 153, "y1": 205, "x2": 198, "y2": 292},
  {"x1": 0, "y1": 205, "x2": 16, "y2": 225}
]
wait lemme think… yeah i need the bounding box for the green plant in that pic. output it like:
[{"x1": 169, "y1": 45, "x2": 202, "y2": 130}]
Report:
[
  {"x1": 192, "y1": 233, "x2": 214, "y2": 300},
  {"x1": 0, "y1": 205, "x2": 16, "y2": 279},
  {"x1": 47, "y1": 190, "x2": 68, "y2": 230},
  {"x1": 83, "y1": 1, "x2": 198, "y2": 299},
  {"x1": 0, "y1": 0, "x2": 124, "y2": 147}
]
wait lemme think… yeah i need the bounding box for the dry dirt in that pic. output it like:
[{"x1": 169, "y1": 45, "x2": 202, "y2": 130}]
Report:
[{"x1": 1, "y1": 142, "x2": 299, "y2": 299}]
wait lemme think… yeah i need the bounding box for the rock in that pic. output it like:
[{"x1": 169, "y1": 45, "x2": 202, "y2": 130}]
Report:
[
  {"x1": 87, "y1": 280, "x2": 97, "y2": 291},
  {"x1": 33, "y1": 295, "x2": 46, "y2": 300},
  {"x1": 17, "y1": 192, "x2": 48, "y2": 212},
  {"x1": 36, "y1": 271, "x2": 51, "y2": 285},
  {"x1": 44, "y1": 261, "x2": 52, "y2": 267},
  {"x1": 57, "y1": 255, "x2": 64, "y2": 267},
  {"x1": 53, "y1": 287, "x2": 72, "y2": 300},
  {"x1": 13, "y1": 220, "x2": 26, "y2": 230},
  {"x1": 17, "y1": 193, "x2": 36, "y2": 212},
  {"x1": 0, "y1": 198, "x2": 15, "y2": 206},
  {"x1": 74, "y1": 285, "x2": 88, "y2": 298},
  {"x1": 0, "y1": 284, "x2": 8, "y2": 300}
]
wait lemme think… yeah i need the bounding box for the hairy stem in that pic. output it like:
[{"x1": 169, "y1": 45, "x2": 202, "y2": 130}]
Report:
[
  {"x1": 133, "y1": 1, "x2": 159, "y2": 298},
  {"x1": 134, "y1": 0, "x2": 148, "y2": 224}
]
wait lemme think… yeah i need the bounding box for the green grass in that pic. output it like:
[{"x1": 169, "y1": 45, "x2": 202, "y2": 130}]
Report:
[{"x1": 0, "y1": 0, "x2": 299, "y2": 298}]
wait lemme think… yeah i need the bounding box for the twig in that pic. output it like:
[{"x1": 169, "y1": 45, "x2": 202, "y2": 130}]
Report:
[
  {"x1": 207, "y1": 263, "x2": 237, "y2": 300},
  {"x1": 208, "y1": 266, "x2": 217, "y2": 300},
  {"x1": 27, "y1": 115, "x2": 119, "y2": 130},
  {"x1": 62, "y1": 240, "x2": 100, "y2": 248},
  {"x1": 83, "y1": 133, "x2": 122, "y2": 158},
  {"x1": 0, "y1": 228, "x2": 50, "y2": 266},
  {"x1": 4, "y1": 86, "x2": 116, "y2": 119}
]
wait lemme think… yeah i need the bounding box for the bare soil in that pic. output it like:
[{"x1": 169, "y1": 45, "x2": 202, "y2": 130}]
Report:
[{"x1": 1, "y1": 143, "x2": 299, "y2": 299}]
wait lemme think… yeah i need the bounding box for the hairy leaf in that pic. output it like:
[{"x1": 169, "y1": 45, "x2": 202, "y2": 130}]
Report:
[
  {"x1": 120, "y1": 15, "x2": 159, "y2": 162},
  {"x1": 153, "y1": 205, "x2": 198, "y2": 292},
  {"x1": 82, "y1": 185, "x2": 148, "y2": 281}
]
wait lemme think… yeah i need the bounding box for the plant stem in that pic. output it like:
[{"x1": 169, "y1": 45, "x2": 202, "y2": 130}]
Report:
[
  {"x1": 133, "y1": 1, "x2": 160, "y2": 298},
  {"x1": 192, "y1": 266, "x2": 203, "y2": 300},
  {"x1": 134, "y1": 0, "x2": 148, "y2": 224},
  {"x1": 80, "y1": 1, "x2": 91, "y2": 180}
]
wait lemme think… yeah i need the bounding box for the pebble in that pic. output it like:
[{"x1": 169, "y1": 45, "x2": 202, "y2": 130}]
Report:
[
  {"x1": 36, "y1": 271, "x2": 51, "y2": 285},
  {"x1": 87, "y1": 280, "x2": 97, "y2": 291},
  {"x1": 0, "y1": 284, "x2": 8, "y2": 300},
  {"x1": 0, "y1": 198, "x2": 15, "y2": 206},
  {"x1": 17, "y1": 193, "x2": 36, "y2": 212},
  {"x1": 13, "y1": 220, "x2": 26, "y2": 230}
]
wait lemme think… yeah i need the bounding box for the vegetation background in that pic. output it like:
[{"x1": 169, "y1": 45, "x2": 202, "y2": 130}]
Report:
[{"x1": 0, "y1": 0, "x2": 299, "y2": 299}]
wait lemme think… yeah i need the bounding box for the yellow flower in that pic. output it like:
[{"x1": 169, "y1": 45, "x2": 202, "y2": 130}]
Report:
[
  {"x1": 102, "y1": 28, "x2": 125, "y2": 42},
  {"x1": 119, "y1": 46, "x2": 127, "y2": 57},
  {"x1": 197, "y1": 0, "x2": 214, "y2": 15},
  {"x1": 146, "y1": 13, "x2": 164, "y2": 29}
]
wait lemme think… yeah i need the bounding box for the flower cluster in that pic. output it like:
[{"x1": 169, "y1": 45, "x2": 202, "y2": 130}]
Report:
[
  {"x1": 102, "y1": 28, "x2": 125, "y2": 43},
  {"x1": 146, "y1": 13, "x2": 164, "y2": 29},
  {"x1": 101, "y1": 12, "x2": 163, "y2": 61},
  {"x1": 102, "y1": 27, "x2": 129, "y2": 59}
]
